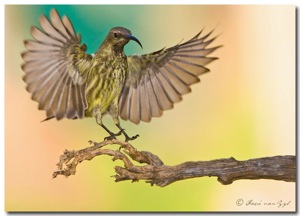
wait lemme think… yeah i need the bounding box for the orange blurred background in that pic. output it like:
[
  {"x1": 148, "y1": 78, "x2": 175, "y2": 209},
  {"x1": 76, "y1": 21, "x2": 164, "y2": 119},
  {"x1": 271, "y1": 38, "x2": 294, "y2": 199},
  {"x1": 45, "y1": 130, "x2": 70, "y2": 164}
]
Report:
[{"x1": 5, "y1": 5, "x2": 295, "y2": 211}]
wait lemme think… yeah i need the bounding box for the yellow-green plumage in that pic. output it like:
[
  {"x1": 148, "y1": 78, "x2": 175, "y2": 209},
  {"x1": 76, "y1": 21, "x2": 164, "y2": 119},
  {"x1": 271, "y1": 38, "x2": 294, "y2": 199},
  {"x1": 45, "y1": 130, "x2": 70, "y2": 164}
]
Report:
[
  {"x1": 84, "y1": 54, "x2": 127, "y2": 118},
  {"x1": 21, "y1": 9, "x2": 220, "y2": 141}
]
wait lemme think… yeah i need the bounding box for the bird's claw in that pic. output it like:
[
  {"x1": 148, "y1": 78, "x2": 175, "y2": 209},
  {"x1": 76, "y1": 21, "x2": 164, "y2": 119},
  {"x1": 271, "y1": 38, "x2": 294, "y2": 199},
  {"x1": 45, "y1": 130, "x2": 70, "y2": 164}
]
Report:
[
  {"x1": 125, "y1": 134, "x2": 139, "y2": 142},
  {"x1": 104, "y1": 129, "x2": 124, "y2": 141}
]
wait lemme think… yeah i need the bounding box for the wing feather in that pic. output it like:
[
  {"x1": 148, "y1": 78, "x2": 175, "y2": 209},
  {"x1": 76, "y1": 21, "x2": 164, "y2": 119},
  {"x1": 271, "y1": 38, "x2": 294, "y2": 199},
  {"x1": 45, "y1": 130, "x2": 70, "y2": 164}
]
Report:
[
  {"x1": 31, "y1": 26, "x2": 63, "y2": 46},
  {"x1": 119, "y1": 87, "x2": 130, "y2": 121},
  {"x1": 21, "y1": 9, "x2": 92, "y2": 120},
  {"x1": 120, "y1": 30, "x2": 220, "y2": 124},
  {"x1": 39, "y1": 15, "x2": 66, "y2": 43},
  {"x1": 50, "y1": 9, "x2": 71, "y2": 40},
  {"x1": 21, "y1": 50, "x2": 60, "y2": 62},
  {"x1": 153, "y1": 65, "x2": 182, "y2": 103},
  {"x1": 128, "y1": 85, "x2": 140, "y2": 124},
  {"x1": 146, "y1": 72, "x2": 162, "y2": 117},
  {"x1": 139, "y1": 77, "x2": 151, "y2": 122},
  {"x1": 24, "y1": 40, "x2": 61, "y2": 52},
  {"x1": 163, "y1": 64, "x2": 191, "y2": 93},
  {"x1": 62, "y1": 16, "x2": 77, "y2": 40},
  {"x1": 150, "y1": 67, "x2": 173, "y2": 110}
]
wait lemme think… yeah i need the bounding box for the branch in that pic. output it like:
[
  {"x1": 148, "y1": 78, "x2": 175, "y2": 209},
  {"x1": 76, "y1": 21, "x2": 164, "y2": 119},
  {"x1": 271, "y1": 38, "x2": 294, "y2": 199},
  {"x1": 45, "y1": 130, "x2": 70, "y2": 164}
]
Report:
[{"x1": 52, "y1": 140, "x2": 296, "y2": 187}]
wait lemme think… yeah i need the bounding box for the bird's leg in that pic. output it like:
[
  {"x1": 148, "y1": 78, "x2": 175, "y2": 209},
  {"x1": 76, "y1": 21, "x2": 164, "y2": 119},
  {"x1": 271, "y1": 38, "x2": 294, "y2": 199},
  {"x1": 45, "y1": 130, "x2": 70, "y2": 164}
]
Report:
[
  {"x1": 100, "y1": 123, "x2": 123, "y2": 141},
  {"x1": 93, "y1": 106, "x2": 122, "y2": 140},
  {"x1": 116, "y1": 123, "x2": 139, "y2": 142},
  {"x1": 109, "y1": 101, "x2": 139, "y2": 142}
]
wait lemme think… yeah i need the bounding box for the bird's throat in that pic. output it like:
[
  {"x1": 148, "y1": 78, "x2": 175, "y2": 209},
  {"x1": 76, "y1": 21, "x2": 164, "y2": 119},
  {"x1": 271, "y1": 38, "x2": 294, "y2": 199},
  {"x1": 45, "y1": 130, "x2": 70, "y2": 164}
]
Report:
[
  {"x1": 112, "y1": 44, "x2": 125, "y2": 57},
  {"x1": 96, "y1": 43, "x2": 125, "y2": 59}
]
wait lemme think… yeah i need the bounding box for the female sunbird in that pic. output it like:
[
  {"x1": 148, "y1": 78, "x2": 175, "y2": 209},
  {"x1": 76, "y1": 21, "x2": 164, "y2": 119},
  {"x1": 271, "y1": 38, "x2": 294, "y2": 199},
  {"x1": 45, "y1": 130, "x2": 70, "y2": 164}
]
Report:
[{"x1": 21, "y1": 9, "x2": 220, "y2": 141}]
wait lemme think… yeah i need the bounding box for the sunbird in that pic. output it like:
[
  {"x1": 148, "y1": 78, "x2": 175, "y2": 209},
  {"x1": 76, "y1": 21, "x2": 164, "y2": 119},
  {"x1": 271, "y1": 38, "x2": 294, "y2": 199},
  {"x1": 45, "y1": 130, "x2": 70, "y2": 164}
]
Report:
[{"x1": 21, "y1": 9, "x2": 220, "y2": 142}]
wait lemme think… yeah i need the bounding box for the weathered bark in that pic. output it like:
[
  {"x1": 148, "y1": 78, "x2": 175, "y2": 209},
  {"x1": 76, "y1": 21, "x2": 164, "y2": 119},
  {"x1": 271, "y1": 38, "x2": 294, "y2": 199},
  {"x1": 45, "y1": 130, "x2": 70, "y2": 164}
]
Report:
[{"x1": 52, "y1": 140, "x2": 295, "y2": 187}]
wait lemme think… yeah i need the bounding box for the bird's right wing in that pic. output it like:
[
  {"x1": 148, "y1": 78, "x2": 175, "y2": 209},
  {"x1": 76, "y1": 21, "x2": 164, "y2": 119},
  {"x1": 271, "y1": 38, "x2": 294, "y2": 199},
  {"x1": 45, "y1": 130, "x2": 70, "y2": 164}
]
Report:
[
  {"x1": 119, "y1": 30, "x2": 221, "y2": 124},
  {"x1": 22, "y1": 9, "x2": 92, "y2": 120}
]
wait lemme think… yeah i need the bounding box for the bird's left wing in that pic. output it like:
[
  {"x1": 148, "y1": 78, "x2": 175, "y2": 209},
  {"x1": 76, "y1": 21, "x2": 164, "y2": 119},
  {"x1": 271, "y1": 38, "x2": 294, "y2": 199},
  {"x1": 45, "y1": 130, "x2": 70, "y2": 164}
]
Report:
[
  {"x1": 119, "y1": 30, "x2": 221, "y2": 124},
  {"x1": 22, "y1": 9, "x2": 93, "y2": 120}
]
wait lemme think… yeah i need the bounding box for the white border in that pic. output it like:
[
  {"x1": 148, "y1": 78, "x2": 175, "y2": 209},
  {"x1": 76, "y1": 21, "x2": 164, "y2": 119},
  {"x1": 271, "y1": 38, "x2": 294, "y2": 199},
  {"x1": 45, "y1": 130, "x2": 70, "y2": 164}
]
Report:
[{"x1": 1, "y1": 1, "x2": 298, "y2": 216}]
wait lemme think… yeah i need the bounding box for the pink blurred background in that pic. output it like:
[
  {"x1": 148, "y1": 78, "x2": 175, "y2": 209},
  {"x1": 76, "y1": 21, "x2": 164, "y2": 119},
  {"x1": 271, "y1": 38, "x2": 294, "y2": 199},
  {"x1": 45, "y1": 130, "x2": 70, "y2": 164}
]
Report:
[{"x1": 5, "y1": 5, "x2": 295, "y2": 211}]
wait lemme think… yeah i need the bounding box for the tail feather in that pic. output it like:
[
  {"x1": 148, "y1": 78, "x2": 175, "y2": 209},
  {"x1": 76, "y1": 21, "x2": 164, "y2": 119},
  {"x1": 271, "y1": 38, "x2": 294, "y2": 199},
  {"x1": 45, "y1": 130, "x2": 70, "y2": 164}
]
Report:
[
  {"x1": 41, "y1": 116, "x2": 55, "y2": 122},
  {"x1": 41, "y1": 116, "x2": 78, "y2": 122}
]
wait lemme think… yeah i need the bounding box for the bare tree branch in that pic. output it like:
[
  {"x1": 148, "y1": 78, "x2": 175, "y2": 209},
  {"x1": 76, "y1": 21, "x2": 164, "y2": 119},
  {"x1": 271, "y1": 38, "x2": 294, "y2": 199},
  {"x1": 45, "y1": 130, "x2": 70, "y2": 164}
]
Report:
[{"x1": 52, "y1": 140, "x2": 296, "y2": 187}]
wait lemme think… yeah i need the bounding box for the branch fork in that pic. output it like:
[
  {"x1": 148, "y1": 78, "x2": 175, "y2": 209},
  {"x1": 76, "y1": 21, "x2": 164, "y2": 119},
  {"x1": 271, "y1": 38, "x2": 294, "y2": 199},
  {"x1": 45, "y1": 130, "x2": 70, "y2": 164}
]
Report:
[{"x1": 52, "y1": 140, "x2": 296, "y2": 187}]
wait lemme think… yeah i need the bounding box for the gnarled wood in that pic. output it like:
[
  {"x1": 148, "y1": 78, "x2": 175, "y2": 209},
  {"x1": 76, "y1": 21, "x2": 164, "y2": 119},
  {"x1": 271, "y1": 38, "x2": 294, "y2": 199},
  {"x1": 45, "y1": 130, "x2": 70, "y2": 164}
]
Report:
[{"x1": 52, "y1": 140, "x2": 295, "y2": 187}]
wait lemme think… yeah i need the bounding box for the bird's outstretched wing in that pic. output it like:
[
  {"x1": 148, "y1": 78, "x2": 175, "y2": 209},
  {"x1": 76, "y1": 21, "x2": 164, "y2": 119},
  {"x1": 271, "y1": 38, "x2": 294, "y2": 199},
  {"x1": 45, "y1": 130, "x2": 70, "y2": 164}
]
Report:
[
  {"x1": 119, "y1": 30, "x2": 221, "y2": 124},
  {"x1": 22, "y1": 9, "x2": 92, "y2": 120}
]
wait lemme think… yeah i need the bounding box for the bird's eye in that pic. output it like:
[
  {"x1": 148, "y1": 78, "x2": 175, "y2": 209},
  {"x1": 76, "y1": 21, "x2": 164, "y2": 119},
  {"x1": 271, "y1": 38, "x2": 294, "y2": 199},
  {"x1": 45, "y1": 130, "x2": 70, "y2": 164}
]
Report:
[{"x1": 113, "y1": 33, "x2": 118, "y2": 39}]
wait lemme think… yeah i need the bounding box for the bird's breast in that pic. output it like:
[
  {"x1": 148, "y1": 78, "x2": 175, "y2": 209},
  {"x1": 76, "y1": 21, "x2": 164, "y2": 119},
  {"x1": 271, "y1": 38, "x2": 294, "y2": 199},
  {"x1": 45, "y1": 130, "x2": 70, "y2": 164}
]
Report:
[{"x1": 84, "y1": 57, "x2": 127, "y2": 116}]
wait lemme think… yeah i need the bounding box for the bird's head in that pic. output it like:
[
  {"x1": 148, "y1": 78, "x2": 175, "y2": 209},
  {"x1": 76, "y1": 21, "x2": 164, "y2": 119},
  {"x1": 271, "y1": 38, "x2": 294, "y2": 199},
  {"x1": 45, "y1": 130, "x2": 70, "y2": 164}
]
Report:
[{"x1": 107, "y1": 27, "x2": 143, "y2": 49}]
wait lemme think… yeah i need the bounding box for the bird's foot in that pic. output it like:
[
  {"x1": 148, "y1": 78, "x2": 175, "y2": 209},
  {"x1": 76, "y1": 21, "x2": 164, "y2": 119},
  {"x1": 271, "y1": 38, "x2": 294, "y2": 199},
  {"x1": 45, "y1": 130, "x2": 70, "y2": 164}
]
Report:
[
  {"x1": 125, "y1": 134, "x2": 140, "y2": 142},
  {"x1": 104, "y1": 129, "x2": 124, "y2": 141}
]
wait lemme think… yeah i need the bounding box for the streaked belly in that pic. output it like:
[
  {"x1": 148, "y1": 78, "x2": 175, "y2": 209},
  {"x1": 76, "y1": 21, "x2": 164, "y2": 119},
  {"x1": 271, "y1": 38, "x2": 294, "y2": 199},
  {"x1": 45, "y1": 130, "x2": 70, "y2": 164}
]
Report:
[{"x1": 84, "y1": 70, "x2": 125, "y2": 117}]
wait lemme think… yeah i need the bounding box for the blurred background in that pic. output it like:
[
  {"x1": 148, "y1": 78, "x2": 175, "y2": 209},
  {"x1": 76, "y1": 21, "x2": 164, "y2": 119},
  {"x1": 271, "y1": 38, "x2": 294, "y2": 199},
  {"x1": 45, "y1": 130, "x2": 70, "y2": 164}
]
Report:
[{"x1": 5, "y1": 5, "x2": 295, "y2": 211}]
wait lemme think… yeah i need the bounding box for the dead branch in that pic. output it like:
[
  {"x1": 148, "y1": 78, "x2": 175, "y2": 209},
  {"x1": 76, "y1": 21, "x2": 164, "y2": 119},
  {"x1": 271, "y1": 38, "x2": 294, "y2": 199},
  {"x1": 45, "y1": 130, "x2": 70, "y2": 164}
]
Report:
[{"x1": 52, "y1": 140, "x2": 296, "y2": 187}]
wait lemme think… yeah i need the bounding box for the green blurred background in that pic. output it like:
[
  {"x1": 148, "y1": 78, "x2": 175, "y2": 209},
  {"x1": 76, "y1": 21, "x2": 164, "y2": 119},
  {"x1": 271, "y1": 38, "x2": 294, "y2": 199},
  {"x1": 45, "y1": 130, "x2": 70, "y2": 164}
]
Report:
[{"x1": 5, "y1": 5, "x2": 295, "y2": 211}]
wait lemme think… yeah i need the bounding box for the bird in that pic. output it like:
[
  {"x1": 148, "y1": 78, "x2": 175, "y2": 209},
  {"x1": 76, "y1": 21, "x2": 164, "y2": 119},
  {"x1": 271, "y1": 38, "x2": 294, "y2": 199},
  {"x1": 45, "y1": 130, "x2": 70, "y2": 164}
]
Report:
[{"x1": 21, "y1": 9, "x2": 221, "y2": 142}]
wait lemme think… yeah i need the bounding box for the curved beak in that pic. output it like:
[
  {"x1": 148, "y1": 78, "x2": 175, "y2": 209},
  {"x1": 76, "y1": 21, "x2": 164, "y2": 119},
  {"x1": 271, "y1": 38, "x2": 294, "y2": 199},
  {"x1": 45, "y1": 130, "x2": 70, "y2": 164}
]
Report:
[{"x1": 126, "y1": 34, "x2": 143, "y2": 49}]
